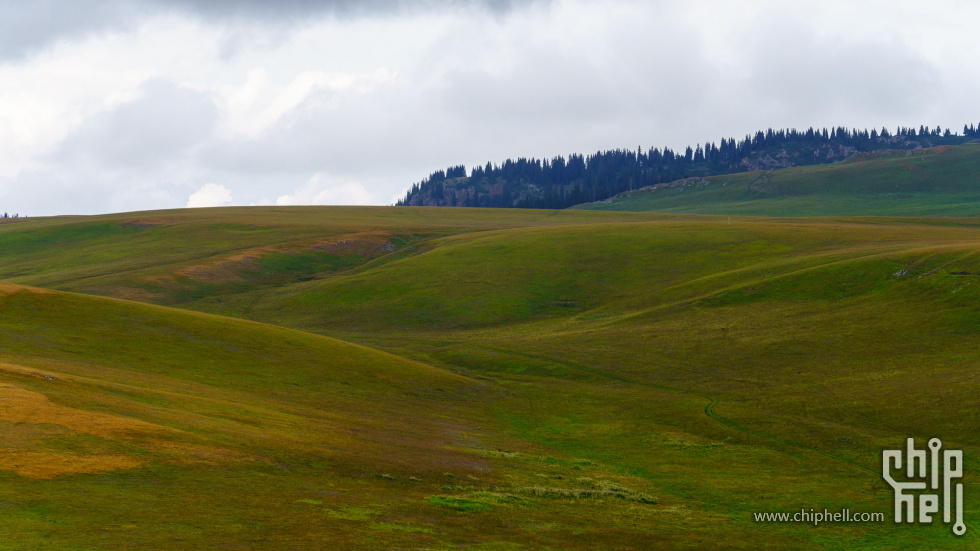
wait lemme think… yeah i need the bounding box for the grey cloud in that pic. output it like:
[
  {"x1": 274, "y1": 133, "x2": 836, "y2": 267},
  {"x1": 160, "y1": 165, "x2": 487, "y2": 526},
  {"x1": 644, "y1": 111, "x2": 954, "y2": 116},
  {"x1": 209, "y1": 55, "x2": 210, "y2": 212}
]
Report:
[
  {"x1": 0, "y1": 170, "x2": 104, "y2": 215},
  {"x1": 2, "y1": 78, "x2": 216, "y2": 216},
  {"x1": 203, "y1": 84, "x2": 436, "y2": 175},
  {"x1": 152, "y1": 0, "x2": 541, "y2": 19},
  {"x1": 733, "y1": 21, "x2": 942, "y2": 132},
  {"x1": 200, "y1": 13, "x2": 712, "y2": 192},
  {"x1": 0, "y1": 164, "x2": 183, "y2": 216},
  {"x1": 0, "y1": 0, "x2": 139, "y2": 59},
  {"x1": 0, "y1": 0, "x2": 544, "y2": 60},
  {"x1": 3, "y1": 0, "x2": 976, "y2": 217},
  {"x1": 429, "y1": 14, "x2": 714, "y2": 155},
  {"x1": 441, "y1": 56, "x2": 621, "y2": 126},
  {"x1": 55, "y1": 79, "x2": 218, "y2": 170}
]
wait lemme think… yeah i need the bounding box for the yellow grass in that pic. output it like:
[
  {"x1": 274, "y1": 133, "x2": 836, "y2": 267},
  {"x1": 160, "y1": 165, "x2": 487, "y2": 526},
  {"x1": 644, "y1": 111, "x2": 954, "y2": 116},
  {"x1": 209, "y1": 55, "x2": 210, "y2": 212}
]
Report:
[
  {"x1": 0, "y1": 366, "x2": 253, "y2": 477},
  {"x1": 167, "y1": 231, "x2": 394, "y2": 283},
  {"x1": 0, "y1": 282, "x2": 52, "y2": 297},
  {"x1": 0, "y1": 383, "x2": 168, "y2": 439},
  {"x1": 0, "y1": 451, "x2": 143, "y2": 479}
]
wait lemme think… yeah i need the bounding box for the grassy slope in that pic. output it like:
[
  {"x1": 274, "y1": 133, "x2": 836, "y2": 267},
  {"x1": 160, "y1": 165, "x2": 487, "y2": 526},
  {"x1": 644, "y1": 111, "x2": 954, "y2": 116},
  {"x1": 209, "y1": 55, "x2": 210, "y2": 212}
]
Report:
[
  {"x1": 0, "y1": 206, "x2": 662, "y2": 306},
  {"x1": 575, "y1": 144, "x2": 980, "y2": 216},
  {"x1": 197, "y1": 215, "x2": 980, "y2": 549},
  {"x1": 0, "y1": 282, "x2": 687, "y2": 549},
  {"x1": 3, "y1": 208, "x2": 980, "y2": 548},
  {"x1": 0, "y1": 282, "x2": 484, "y2": 548}
]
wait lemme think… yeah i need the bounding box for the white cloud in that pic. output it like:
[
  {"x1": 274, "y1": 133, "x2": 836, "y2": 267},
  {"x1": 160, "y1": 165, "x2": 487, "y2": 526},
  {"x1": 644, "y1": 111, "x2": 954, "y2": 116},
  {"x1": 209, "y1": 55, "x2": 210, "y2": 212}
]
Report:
[
  {"x1": 218, "y1": 66, "x2": 397, "y2": 138},
  {"x1": 276, "y1": 174, "x2": 375, "y2": 206},
  {"x1": 311, "y1": 181, "x2": 375, "y2": 205},
  {"x1": 186, "y1": 182, "x2": 232, "y2": 207},
  {"x1": 0, "y1": 1, "x2": 542, "y2": 60},
  {"x1": 2, "y1": 0, "x2": 980, "y2": 216},
  {"x1": 55, "y1": 79, "x2": 218, "y2": 170}
]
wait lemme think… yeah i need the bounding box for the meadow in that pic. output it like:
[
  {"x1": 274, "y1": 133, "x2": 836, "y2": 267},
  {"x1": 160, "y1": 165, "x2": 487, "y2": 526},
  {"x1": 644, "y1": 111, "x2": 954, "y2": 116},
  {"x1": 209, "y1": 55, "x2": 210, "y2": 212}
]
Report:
[
  {"x1": 578, "y1": 144, "x2": 980, "y2": 217},
  {"x1": 1, "y1": 206, "x2": 979, "y2": 549}
]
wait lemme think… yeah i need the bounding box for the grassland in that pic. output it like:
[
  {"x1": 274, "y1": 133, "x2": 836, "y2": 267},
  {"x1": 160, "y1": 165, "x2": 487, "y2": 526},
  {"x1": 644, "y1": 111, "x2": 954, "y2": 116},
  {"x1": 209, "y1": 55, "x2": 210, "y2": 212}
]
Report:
[
  {"x1": 2, "y1": 207, "x2": 980, "y2": 548},
  {"x1": 576, "y1": 144, "x2": 980, "y2": 216}
]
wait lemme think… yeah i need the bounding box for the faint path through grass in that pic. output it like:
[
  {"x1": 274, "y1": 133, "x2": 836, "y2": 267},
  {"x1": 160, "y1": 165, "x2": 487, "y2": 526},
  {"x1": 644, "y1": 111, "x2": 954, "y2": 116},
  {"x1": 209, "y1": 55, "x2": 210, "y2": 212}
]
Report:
[{"x1": 484, "y1": 346, "x2": 980, "y2": 541}]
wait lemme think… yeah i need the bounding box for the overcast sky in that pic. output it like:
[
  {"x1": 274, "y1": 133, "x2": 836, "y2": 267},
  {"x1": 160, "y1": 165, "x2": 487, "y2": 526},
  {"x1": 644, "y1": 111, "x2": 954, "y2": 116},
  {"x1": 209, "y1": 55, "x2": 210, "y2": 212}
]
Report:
[{"x1": 0, "y1": 0, "x2": 977, "y2": 215}]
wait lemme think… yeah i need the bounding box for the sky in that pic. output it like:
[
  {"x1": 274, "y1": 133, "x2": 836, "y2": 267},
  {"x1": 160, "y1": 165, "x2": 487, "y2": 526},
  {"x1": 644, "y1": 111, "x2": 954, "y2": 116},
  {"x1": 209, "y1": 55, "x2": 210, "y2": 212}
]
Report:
[{"x1": 0, "y1": 0, "x2": 977, "y2": 216}]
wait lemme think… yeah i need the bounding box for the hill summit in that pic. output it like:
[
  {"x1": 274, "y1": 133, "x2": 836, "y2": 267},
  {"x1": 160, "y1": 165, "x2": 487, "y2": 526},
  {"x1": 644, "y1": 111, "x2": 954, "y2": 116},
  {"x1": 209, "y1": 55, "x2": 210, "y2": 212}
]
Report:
[{"x1": 397, "y1": 123, "x2": 980, "y2": 209}]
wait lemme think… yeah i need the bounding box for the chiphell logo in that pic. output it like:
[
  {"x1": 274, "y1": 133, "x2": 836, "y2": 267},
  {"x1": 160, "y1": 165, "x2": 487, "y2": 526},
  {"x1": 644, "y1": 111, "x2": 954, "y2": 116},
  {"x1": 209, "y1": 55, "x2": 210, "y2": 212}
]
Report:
[{"x1": 882, "y1": 438, "x2": 965, "y2": 536}]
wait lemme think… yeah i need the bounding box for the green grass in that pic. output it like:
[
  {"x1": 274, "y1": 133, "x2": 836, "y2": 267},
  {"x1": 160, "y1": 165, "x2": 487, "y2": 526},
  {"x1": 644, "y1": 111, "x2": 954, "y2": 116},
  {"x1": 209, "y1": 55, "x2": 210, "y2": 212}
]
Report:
[
  {"x1": 426, "y1": 495, "x2": 495, "y2": 512},
  {"x1": 3, "y1": 205, "x2": 980, "y2": 548},
  {"x1": 576, "y1": 144, "x2": 980, "y2": 216}
]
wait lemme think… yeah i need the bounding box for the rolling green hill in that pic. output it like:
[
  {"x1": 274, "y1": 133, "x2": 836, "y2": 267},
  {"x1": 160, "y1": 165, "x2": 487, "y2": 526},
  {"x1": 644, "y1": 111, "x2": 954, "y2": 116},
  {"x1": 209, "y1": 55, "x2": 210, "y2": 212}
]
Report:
[
  {"x1": 0, "y1": 281, "x2": 505, "y2": 548},
  {"x1": 3, "y1": 207, "x2": 980, "y2": 548},
  {"x1": 0, "y1": 206, "x2": 660, "y2": 307},
  {"x1": 576, "y1": 145, "x2": 980, "y2": 216}
]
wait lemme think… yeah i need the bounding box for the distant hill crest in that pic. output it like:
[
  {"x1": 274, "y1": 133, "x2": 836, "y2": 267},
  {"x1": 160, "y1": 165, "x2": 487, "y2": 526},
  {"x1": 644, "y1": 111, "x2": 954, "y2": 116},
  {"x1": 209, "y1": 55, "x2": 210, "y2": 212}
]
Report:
[{"x1": 397, "y1": 123, "x2": 980, "y2": 209}]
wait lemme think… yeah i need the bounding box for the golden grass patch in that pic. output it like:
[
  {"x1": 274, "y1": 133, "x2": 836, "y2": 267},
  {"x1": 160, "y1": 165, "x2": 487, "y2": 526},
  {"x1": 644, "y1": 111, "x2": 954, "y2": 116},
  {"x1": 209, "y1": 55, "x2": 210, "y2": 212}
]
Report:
[
  {"x1": 0, "y1": 378, "x2": 253, "y2": 474},
  {"x1": 173, "y1": 248, "x2": 272, "y2": 282},
  {"x1": 0, "y1": 450, "x2": 142, "y2": 478},
  {"x1": 0, "y1": 384, "x2": 169, "y2": 439},
  {"x1": 166, "y1": 231, "x2": 393, "y2": 283},
  {"x1": 0, "y1": 282, "x2": 52, "y2": 297}
]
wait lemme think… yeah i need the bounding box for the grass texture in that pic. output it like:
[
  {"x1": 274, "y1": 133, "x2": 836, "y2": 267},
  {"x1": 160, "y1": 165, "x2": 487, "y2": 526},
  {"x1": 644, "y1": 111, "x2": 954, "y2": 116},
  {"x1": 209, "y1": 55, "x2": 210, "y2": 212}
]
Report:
[
  {"x1": 2, "y1": 205, "x2": 980, "y2": 548},
  {"x1": 577, "y1": 144, "x2": 980, "y2": 216}
]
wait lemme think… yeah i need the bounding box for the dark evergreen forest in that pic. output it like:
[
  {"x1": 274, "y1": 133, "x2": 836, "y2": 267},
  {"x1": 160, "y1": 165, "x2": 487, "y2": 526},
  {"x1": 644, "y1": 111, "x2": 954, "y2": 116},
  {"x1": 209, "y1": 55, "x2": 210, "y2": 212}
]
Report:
[{"x1": 397, "y1": 123, "x2": 980, "y2": 209}]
